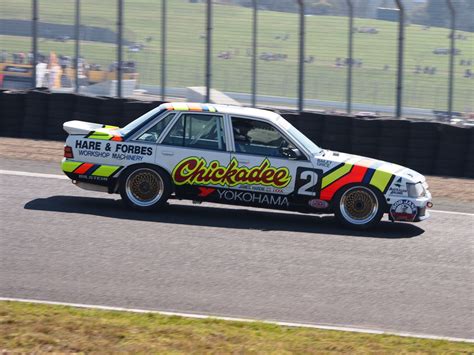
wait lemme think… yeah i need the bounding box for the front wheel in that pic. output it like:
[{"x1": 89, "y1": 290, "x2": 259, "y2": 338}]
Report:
[
  {"x1": 334, "y1": 185, "x2": 385, "y2": 230},
  {"x1": 119, "y1": 166, "x2": 171, "y2": 210}
]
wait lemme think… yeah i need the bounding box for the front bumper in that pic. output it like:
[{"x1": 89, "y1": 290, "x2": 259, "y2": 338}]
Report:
[{"x1": 388, "y1": 192, "x2": 432, "y2": 222}]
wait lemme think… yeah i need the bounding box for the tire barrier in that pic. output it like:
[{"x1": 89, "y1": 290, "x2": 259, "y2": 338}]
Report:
[{"x1": 0, "y1": 90, "x2": 473, "y2": 179}]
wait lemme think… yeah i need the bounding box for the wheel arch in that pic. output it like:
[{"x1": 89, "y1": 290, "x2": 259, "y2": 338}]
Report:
[{"x1": 111, "y1": 163, "x2": 174, "y2": 193}]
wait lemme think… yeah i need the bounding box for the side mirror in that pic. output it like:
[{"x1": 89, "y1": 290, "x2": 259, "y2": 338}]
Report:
[{"x1": 280, "y1": 147, "x2": 303, "y2": 160}]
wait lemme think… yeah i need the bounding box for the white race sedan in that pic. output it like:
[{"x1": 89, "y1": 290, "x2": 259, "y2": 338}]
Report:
[{"x1": 62, "y1": 102, "x2": 432, "y2": 229}]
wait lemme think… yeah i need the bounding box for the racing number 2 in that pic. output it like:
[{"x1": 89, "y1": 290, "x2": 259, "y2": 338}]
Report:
[{"x1": 295, "y1": 168, "x2": 321, "y2": 196}]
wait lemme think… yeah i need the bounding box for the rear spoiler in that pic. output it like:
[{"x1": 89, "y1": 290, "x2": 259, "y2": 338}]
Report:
[{"x1": 63, "y1": 120, "x2": 105, "y2": 135}]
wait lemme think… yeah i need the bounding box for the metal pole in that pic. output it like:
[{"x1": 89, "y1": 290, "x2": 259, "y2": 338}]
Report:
[
  {"x1": 161, "y1": 0, "x2": 167, "y2": 100},
  {"x1": 74, "y1": 0, "x2": 80, "y2": 93},
  {"x1": 251, "y1": 0, "x2": 257, "y2": 107},
  {"x1": 297, "y1": 0, "x2": 305, "y2": 112},
  {"x1": 346, "y1": 0, "x2": 353, "y2": 114},
  {"x1": 117, "y1": 0, "x2": 123, "y2": 98},
  {"x1": 32, "y1": 0, "x2": 38, "y2": 88},
  {"x1": 205, "y1": 0, "x2": 212, "y2": 103},
  {"x1": 395, "y1": 0, "x2": 404, "y2": 118},
  {"x1": 447, "y1": 0, "x2": 455, "y2": 120}
]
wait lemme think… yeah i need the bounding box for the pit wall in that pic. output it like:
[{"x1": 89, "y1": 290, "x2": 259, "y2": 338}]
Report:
[{"x1": 1, "y1": 89, "x2": 473, "y2": 178}]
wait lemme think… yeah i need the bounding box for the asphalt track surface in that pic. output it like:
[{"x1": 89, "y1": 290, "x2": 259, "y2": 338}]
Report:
[{"x1": 0, "y1": 157, "x2": 473, "y2": 340}]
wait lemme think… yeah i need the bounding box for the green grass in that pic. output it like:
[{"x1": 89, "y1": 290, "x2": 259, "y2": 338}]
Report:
[
  {"x1": 1, "y1": 301, "x2": 473, "y2": 353},
  {"x1": 1, "y1": 0, "x2": 473, "y2": 112}
]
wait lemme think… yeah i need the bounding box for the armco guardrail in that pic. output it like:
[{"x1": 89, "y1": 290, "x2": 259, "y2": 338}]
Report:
[{"x1": 0, "y1": 90, "x2": 473, "y2": 178}]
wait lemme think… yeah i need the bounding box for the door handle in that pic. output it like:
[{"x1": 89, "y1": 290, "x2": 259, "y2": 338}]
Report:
[{"x1": 162, "y1": 151, "x2": 174, "y2": 156}]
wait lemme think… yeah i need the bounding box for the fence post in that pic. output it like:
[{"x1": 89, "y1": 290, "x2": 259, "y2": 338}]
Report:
[
  {"x1": 74, "y1": 0, "x2": 80, "y2": 93},
  {"x1": 297, "y1": 0, "x2": 305, "y2": 113},
  {"x1": 447, "y1": 0, "x2": 455, "y2": 120},
  {"x1": 346, "y1": 0, "x2": 353, "y2": 114},
  {"x1": 32, "y1": 0, "x2": 38, "y2": 88},
  {"x1": 395, "y1": 0, "x2": 405, "y2": 118},
  {"x1": 117, "y1": 0, "x2": 123, "y2": 98},
  {"x1": 251, "y1": 0, "x2": 257, "y2": 107},
  {"x1": 205, "y1": 0, "x2": 212, "y2": 103},
  {"x1": 161, "y1": 0, "x2": 167, "y2": 100}
]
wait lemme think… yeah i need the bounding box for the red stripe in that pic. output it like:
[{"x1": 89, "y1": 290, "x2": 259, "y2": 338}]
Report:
[
  {"x1": 74, "y1": 163, "x2": 94, "y2": 175},
  {"x1": 111, "y1": 135, "x2": 123, "y2": 141},
  {"x1": 320, "y1": 165, "x2": 368, "y2": 201}
]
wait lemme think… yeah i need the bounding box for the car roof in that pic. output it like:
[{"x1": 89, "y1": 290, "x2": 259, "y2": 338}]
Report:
[{"x1": 160, "y1": 102, "x2": 281, "y2": 123}]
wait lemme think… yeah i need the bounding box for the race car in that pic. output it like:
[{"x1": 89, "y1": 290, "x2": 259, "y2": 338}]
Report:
[{"x1": 62, "y1": 102, "x2": 433, "y2": 229}]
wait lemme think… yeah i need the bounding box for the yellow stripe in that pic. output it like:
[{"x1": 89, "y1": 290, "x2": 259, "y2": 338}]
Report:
[
  {"x1": 61, "y1": 161, "x2": 82, "y2": 173},
  {"x1": 88, "y1": 132, "x2": 113, "y2": 140},
  {"x1": 321, "y1": 164, "x2": 353, "y2": 189},
  {"x1": 103, "y1": 125, "x2": 119, "y2": 129},
  {"x1": 91, "y1": 165, "x2": 120, "y2": 177},
  {"x1": 370, "y1": 169, "x2": 393, "y2": 192},
  {"x1": 207, "y1": 106, "x2": 216, "y2": 112},
  {"x1": 172, "y1": 103, "x2": 189, "y2": 111}
]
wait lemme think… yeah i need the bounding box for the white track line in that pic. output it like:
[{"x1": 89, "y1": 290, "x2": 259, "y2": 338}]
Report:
[
  {"x1": 0, "y1": 297, "x2": 472, "y2": 343},
  {"x1": 0, "y1": 169, "x2": 472, "y2": 217},
  {"x1": 0, "y1": 169, "x2": 68, "y2": 180}
]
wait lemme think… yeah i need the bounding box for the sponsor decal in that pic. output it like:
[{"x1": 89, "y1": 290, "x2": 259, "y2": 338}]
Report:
[
  {"x1": 308, "y1": 199, "x2": 329, "y2": 209},
  {"x1": 172, "y1": 157, "x2": 291, "y2": 188},
  {"x1": 74, "y1": 140, "x2": 153, "y2": 161},
  {"x1": 316, "y1": 159, "x2": 332, "y2": 168},
  {"x1": 217, "y1": 190, "x2": 289, "y2": 207},
  {"x1": 198, "y1": 187, "x2": 216, "y2": 197},
  {"x1": 390, "y1": 199, "x2": 418, "y2": 222}
]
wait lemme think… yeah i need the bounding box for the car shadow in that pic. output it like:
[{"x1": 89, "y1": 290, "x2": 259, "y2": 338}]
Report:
[{"x1": 24, "y1": 196, "x2": 425, "y2": 239}]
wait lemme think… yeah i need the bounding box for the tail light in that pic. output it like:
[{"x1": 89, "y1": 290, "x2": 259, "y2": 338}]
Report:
[{"x1": 64, "y1": 146, "x2": 74, "y2": 159}]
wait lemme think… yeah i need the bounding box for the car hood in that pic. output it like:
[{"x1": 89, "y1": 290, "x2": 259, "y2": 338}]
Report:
[{"x1": 316, "y1": 150, "x2": 426, "y2": 183}]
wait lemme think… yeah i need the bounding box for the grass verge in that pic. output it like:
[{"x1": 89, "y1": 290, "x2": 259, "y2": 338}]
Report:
[{"x1": 1, "y1": 301, "x2": 473, "y2": 353}]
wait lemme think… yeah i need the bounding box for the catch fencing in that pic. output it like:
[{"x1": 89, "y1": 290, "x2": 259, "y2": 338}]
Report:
[{"x1": 0, "y1": 0, "x2": 472, "y2": 118}]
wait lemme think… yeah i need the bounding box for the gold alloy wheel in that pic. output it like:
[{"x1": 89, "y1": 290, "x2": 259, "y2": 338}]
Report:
[
  {"x1": 339, "y1": 186, "x2": 379, "y2": 225},
  {"x1": 125, "y1": 168, "x2": 164, "y2": 207}
]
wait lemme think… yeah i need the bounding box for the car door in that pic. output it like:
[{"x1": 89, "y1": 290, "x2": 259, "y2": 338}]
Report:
[
  {"x1": 229, "y1": 115, "x2": 321, "y2": 210},
  {"x1": 155, "y1": 112, "x2": 230, "y2": 199}
]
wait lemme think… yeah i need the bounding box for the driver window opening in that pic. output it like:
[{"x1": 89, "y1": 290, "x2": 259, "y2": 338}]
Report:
[{"x1": 231, "y1": 116, "x2": 296, "y2": 158}]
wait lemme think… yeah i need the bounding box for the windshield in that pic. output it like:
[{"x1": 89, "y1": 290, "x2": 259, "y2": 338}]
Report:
[
  {"x1": 120, "y1": 106, "x2": 166, "y2": 136},
  {"x1": 275, "y1": 115, "x2": 323, "y2": 156}
]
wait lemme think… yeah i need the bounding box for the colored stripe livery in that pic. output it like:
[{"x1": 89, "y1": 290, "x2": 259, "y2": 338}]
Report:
[
  {"x1": 62, "y1": 161, "x2": 122, "y2": 178},
  {"x1": 320, "y1": 159, "x2": 397, "y2": 200},
  {"x1": 165, "y1": 103, "x2": 217, "y2": 112},
  {"x1": 85, "y1": 125, "x2": 123, "y2": 141}
]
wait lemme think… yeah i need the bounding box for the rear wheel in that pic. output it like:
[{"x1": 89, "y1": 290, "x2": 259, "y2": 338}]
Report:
[
  {"x1": 119, "y1": 166, "x2": 171, "y2": 210},
  {"x1": 334, "y1": 185, "x2": 385, "y2": 229}
]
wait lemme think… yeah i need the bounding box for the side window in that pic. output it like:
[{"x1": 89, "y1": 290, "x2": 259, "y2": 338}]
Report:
[
  {"x1": 136, "y1": 113, "x2": 176, "y2": 142},
  {"x1": 232, "y1": 116, "x2": 294, "y2": 158},
  {"x1": 162, "y1": 114, "x2": 226, "y2": 151}
]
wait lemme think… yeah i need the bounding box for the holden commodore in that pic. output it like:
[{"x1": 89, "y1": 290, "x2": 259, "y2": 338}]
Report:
[{"x1": 62, "y1": 102, "x2": 432, "y2": 229}]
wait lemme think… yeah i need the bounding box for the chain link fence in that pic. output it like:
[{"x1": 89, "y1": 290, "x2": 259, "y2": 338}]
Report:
[{"x1": 0, "y1": 0, "x2": 472, "y2": 119}]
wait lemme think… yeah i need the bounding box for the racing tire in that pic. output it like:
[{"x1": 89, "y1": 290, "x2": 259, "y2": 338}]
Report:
[
  {"x1": 119, "y1": 166, "x2": 172, "y2": 210},
  {"x1": 334, "y1": 184, "x2": 385, "y2": 230}
]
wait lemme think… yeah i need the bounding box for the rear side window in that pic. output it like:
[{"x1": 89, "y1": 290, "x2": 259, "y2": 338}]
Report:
[
  {"x1": 136, "y1": 113, "x2": 176, "y2": 142},
  {"x1": 162, "y1": 113, "x2": 226, "y2": 151}
]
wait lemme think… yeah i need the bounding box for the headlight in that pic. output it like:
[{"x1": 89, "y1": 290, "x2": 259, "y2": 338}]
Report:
[{"x1": 407, "y1": 182, "x2": 425, "y2": 197}]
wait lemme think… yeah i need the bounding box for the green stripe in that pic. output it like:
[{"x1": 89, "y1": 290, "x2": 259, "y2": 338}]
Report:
[
  {"x1": 91, "y1": 165, "x2": 120, "y2": 177},
  {"x1": 321, "y1": 163, "x2": 352, "y2": 188},
  {"x1": 88, "y1": 132, "x2": 113, "y2": 140},
  {"x1": 370, "y1": 170, "x2": 393, "y2": 192},
  {"x1": 62, "y1": 161, "x2": 83, "y2": 173}
]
